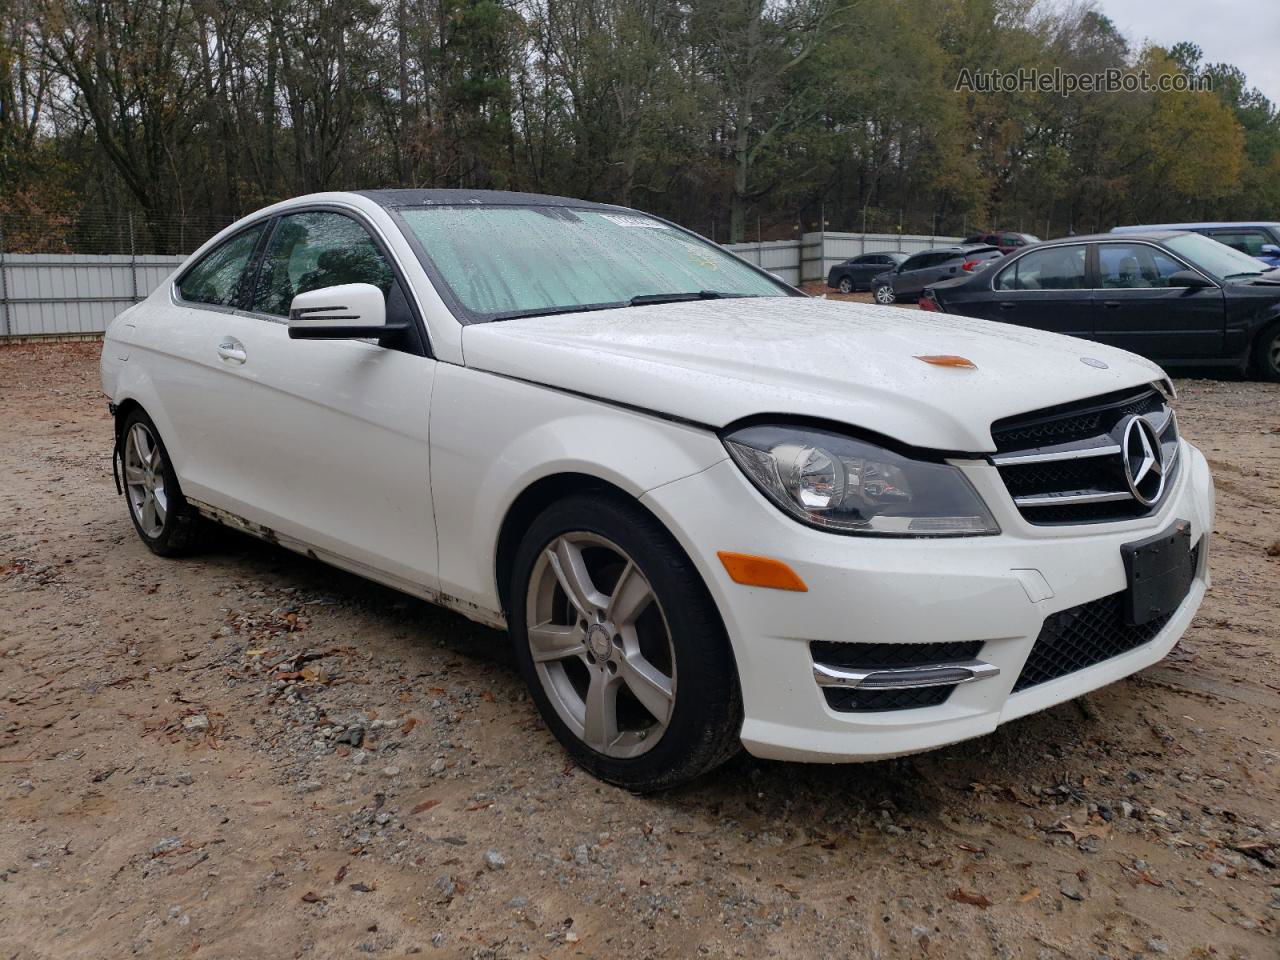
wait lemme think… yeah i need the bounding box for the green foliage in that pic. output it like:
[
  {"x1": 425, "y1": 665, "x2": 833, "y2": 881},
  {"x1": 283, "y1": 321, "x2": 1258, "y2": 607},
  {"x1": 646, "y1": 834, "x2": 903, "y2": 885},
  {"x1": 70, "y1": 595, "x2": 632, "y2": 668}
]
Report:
[{"x1": 1, "y1": 0, "x2": 1277, "y2": 251}]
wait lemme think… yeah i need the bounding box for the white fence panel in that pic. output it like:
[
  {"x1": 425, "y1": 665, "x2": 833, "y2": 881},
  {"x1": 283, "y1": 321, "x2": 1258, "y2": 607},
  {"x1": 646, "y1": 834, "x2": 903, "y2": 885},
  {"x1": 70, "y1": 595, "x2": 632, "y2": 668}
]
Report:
[
  {"x1": 0, "y1": 254, "x2": 186, "y2": 337},
  {"x1": 722, "y1": 240, "x2": 803, "y2": 284},
  {"x1": 726, "y1": 231, "x2": 963, "y2": 285}
]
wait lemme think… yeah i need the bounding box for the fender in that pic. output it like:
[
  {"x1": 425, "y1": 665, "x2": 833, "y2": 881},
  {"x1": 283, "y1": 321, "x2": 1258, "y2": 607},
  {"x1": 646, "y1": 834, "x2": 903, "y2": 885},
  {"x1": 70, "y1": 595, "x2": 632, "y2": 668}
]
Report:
[{"x1": 429, "y1": 363, "x2": 728, "y2": 619}]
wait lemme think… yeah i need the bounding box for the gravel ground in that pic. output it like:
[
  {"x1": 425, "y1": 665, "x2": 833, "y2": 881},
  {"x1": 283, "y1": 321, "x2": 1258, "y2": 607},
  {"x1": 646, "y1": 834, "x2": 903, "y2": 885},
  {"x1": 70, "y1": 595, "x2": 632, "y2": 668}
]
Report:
[{"x1": 1, "y1": 340, "x2": 1277, "y2": 960}]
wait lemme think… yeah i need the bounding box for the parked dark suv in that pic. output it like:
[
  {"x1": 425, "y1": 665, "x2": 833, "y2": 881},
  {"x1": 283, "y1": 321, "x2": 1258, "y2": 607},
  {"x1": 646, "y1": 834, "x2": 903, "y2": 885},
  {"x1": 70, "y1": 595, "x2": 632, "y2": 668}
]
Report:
[
  {"x1": 870, "y1": 244, "x2": 1002, "y2": 304},
  {"x1": 826, "y1": 252, "x2": 909, "y2": 293},
  {"x1": 922, "y1": 231, "x2": 1280, "y2": 380}
]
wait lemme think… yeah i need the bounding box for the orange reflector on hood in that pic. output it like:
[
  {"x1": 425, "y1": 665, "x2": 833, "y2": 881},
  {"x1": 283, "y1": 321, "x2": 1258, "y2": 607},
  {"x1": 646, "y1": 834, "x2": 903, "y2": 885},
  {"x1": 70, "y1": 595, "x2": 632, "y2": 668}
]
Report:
[
  {"x1": 717, "y1": 552, "x2": 808, "y2": 592},
  {"x1": 915, "y1": 354, "x2": 977, "y2": 369}
]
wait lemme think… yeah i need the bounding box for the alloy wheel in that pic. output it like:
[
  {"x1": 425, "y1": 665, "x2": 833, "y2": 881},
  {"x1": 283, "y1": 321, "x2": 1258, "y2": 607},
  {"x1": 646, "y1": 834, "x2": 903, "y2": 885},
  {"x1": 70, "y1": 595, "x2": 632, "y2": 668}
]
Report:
[
  {"x1": 123, "y1": 423, "x2": 169, "y2": 538},
  {"x1": 525, "y1": 532, "x2": 676, "y2": 758},
  {"x1": 874, "y1": 284, "x2": 896, "y2": 305},
  {"x1": 838, "y1": 277, "x2": 853, "y2": 294}
]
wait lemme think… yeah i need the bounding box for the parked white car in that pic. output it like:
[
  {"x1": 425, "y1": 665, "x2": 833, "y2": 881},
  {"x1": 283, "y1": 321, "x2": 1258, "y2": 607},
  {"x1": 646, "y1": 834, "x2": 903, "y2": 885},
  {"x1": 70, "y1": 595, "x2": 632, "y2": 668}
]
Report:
[{"x1": 101, "y1": 190, "x2": 1214, "y2": 790}]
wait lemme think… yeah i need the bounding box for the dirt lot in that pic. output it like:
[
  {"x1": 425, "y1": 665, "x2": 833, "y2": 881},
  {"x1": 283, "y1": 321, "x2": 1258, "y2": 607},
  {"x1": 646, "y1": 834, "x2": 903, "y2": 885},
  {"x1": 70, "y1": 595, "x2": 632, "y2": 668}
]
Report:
[{"x1": 1, "y1": 341, "x2": 1278, "y2": 960}]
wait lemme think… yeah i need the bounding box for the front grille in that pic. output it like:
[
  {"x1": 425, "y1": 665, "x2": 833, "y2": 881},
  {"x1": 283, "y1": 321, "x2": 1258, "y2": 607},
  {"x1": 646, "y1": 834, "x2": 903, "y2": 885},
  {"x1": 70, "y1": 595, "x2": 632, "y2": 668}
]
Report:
[
  {"x1": 991, "y1": 387, "x2": 1164, "y2": 453},
  {"x1": 811, "y1": 640, "x2": 984, "y2": 713},
  {"x1": 1012, "y1": 540, "x2": 1200, "y2": 692},
  {"x1": 990, "y1": 386, "x2": 1179, "y2": 525}
]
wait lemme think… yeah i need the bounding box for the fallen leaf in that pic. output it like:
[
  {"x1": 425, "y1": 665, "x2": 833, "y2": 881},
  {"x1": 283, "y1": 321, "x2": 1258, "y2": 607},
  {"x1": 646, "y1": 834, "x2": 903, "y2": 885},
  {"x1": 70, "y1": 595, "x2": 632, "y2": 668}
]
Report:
[
  {"x1": 301, "y1": 891, "x2": 324, "y2": 903},
  {"x1": 947, "y1": 888, "x2": 992, "y2": 909},
  {"x1": 1018, "y1": 887, "x2": 1041, "y2": 902},
  {"x1": 400, "y1": 717, "x2": 418, "y2": 735},
  {"x1": 411, "y1": 799, "x2": 441, "y2": 815},
  {"x1": 349, "y1": 882, "x2": 375, "y2": 893},
  {"x1": 333, "y1": 863, "x2": 349, "y2": 884}
]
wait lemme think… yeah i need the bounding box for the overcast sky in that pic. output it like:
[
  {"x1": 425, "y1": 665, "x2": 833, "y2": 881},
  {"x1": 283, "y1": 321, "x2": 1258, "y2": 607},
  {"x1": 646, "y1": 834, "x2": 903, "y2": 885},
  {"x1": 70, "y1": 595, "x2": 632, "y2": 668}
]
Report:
[{"x1": 1095, "y1": 0, "x2": 1276, "y2": 105}]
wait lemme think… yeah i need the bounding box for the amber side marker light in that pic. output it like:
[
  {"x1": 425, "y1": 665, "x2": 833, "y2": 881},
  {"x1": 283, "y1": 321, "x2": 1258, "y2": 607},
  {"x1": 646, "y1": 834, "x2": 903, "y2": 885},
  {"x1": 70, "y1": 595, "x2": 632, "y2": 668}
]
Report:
[
  {"x1": 915, "y1": 354, "x2": 977, "y2": 369},
  {"x1": 717, "y1": 552, "x2": 808, "y2": 592}
]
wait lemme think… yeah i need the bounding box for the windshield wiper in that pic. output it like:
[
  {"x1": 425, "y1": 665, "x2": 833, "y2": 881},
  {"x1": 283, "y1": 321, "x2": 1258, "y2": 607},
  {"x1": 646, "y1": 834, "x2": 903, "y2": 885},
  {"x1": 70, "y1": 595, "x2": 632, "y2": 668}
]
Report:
[
  {"x1": 1224, "y1": 271, "x2": 1265, "y2": 280},
  {"x1": 628, "y1": 290, "x2": 747, "y2": 306},
  {"x1": 487, "y1": 300, "x2": 626, "y2": 322}
]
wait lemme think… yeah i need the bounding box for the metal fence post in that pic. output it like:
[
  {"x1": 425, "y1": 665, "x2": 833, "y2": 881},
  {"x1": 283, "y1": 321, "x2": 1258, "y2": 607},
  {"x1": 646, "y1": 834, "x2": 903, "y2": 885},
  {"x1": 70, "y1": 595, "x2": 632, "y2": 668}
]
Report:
[
  {"x1": 128, "y1": 213, "x2": 139, "y2": 302},
  {"x1": 0, "y1": 216, "x2": 10, "y2": 338}
]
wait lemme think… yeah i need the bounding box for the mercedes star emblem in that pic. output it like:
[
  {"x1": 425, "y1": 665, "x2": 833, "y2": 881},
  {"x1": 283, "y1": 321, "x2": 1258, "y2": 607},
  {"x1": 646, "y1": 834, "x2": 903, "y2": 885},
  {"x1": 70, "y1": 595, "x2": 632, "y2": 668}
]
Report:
[{"x1": 1120, "y1": 414, "x2": 1166, "y2": 506}]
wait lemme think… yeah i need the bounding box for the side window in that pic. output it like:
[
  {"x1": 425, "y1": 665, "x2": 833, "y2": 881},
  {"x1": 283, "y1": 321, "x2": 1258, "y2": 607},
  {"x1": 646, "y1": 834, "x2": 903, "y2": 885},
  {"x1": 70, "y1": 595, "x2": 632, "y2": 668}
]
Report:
[
  {"x1": 1207, "y1": 230, "x2": 1268, "y2": 257},
  {"x1": 1098, "y1": 244, "x2": 1185, "y2": 289},
  {"x1": 177, "y1": 225, "x2": 266, "y2": 307},
  {"x1": 251, "y1": 211, "x2": 396, "y2": 318},
  {"x1": 995, "y1": 245, "x2": 1087, "y2": 291},
  {"x1": 899, "y1": 254, "x2": 927, "y2": 272}
]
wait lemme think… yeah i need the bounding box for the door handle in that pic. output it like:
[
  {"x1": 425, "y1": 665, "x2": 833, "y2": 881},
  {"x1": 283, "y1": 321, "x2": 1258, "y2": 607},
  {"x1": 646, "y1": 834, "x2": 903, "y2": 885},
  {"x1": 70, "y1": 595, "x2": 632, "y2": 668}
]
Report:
[
  {"x1": 998, "y1": 302, "x2": 1015, "y2": 310},
  {"x1": 1103, "y1": 301, "x2": 1121, "y2": 309},
  {"x1": 217, "y1": 338, "x2": 247, "y2": 364}
]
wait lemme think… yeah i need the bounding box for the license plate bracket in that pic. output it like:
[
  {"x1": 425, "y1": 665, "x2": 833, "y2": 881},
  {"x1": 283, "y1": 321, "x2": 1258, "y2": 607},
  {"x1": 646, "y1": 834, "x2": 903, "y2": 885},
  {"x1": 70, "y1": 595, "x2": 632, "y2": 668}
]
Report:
[{"x1": 1121, "y1": 520, "x2": 1193, "y2": 627}]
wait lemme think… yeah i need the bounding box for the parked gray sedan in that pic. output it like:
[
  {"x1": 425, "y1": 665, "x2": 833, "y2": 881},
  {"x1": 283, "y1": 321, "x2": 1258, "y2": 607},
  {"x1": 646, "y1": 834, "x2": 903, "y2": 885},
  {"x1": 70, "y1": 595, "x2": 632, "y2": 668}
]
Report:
[{"x1": 871, "y1": 244, "x2": 1002, "y2": 304}]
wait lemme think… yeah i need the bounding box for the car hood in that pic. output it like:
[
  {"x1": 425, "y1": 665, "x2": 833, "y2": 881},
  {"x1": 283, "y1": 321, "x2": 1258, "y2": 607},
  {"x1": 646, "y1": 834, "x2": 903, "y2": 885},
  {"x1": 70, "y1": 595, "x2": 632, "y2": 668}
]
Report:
[{"x1": 460, "y1": 296, "x2": 1165, "y2": 452}]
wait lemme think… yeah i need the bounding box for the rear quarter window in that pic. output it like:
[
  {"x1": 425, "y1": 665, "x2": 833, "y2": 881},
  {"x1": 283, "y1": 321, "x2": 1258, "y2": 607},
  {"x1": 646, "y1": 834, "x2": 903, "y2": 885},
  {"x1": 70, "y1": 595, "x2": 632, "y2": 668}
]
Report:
[{"x1": 177, "y1": 225, "x2": 267, "y2": 307}]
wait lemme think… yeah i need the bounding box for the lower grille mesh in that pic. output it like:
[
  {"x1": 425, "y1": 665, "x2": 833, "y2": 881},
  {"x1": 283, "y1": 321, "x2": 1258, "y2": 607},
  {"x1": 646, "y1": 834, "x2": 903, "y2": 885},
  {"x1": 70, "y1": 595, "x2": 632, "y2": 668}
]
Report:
[
  {"x1": 1012, "y1": 541, "x2": 1200, "y2": 692},
  {"x1": 823, "y1": 686, "x2": 954, "y2": 712}
]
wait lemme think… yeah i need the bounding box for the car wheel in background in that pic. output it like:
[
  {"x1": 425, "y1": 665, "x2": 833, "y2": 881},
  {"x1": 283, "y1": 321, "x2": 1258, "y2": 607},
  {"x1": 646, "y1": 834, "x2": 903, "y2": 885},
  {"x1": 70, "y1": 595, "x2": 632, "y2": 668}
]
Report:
[
  {"x1": 119, "y1": 409, "x2": 203, "y2": 556},
  {"x1": 1252, "y1": 320, "x2": 1280, "y2": 382},
  {"x1": 874, "y1": 283, "x2": 897, "y2": 305},
  {"x1": 838, "y1": 276, "x2": 854, "y2": 294},
  {"x1": 508, "y1": 492, "x2": 742, "y2": 792}
]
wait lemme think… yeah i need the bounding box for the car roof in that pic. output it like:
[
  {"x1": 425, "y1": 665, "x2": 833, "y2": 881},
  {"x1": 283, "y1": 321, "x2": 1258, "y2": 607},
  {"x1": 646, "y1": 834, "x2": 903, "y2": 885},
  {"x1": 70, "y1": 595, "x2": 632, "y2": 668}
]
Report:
[
  {"x1": 1112, "y1": 221, "x2": 1280, "y2": 232},
  {"x1": 357, "y1": 188, "x2": 625, "y2": 211},
  {"x1": 1033, "y1": 231, "x2": 1189, "y2": 245}
]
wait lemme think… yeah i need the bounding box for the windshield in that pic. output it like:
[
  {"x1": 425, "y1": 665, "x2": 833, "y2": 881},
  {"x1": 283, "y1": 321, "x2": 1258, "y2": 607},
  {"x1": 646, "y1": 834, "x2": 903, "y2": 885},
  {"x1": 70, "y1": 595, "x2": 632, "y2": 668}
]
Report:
[
  {"x1": 1164, "y1": 232, "x2": 1267, "y2": 279},
  {"x1": 397, "y1": 205, "x2": 791, "y2": 321}
]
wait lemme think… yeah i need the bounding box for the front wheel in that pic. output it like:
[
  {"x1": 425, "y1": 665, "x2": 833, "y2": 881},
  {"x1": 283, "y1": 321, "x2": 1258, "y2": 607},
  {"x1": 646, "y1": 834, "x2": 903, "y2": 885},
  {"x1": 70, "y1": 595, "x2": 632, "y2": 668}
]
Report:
[
  {"x1": 119, "y1": 410, "x2": 202, "y2": 556},
  {"x1": 873, "y1": 283, "x2": 897, "y2": 305},
  {"x1": 837, "y1": 276, "x2": 854, "y2": 294},
  {"x1": 1252, "y1": 320, "x2": 1280, "y2": 382},
  {"x1": 508, "y1": 493, "x2": 742, "y2": 791}
]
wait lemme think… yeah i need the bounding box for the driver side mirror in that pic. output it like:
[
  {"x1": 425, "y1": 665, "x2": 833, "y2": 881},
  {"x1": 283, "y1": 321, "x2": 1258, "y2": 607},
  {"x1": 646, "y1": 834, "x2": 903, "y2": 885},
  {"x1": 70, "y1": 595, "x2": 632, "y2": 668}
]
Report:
[
  {"x1": 288, "y1": 283, "x2": 406, "y2": 340},
  {"x1": 1260, "y1": 244, "x2": 1280, "y2": 258},
  {"x1": 1166, "y1": 270, "x2": 1212, "y2": 289}
]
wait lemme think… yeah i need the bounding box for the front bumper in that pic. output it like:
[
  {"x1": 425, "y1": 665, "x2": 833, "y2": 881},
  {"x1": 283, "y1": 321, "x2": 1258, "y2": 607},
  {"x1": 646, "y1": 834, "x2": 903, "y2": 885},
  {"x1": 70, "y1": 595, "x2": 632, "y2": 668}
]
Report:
[{"x1": 640, "y1": 439, "x2": 1214, "y2": 762}]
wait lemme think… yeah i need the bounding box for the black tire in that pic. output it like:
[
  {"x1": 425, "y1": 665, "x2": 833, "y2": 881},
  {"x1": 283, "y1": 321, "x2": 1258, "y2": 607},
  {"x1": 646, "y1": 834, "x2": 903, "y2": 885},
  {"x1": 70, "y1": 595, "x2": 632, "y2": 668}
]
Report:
[
  {"x1": 837, "y1": 276, "x2": 854, "y2": 294},
  {"x1": 1251, "y1": 320, "x2": 1280, "y2": 382},
  {"x1": 508, "y1": 492, "x2": 742, "y2": 791},
  {"x1": 873, "y1": 283, "x2": 897, "y2": 305},
  {"x1": 118, "y1": 408, "x2": 203, "y2": 556}
]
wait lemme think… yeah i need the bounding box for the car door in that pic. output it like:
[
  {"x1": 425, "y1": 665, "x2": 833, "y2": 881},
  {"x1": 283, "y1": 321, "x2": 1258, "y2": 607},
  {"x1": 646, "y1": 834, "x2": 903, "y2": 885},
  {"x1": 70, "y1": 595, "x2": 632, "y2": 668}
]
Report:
[
  {"x1": 984, "y1": 244, "x2": 1091, "y2": 335},
  {"x1": 893, "y1": 253, "x2": 940, "y2": 297},
  {"x1": 134, "y1": 220, "x2": 272, "y2": 507},
  {"x1": 851, "y1": 255, "x2": 881, "y2": 285},
  {"x1": 198, "y1": 208, "x2": 439, "y2": 589},
  {"x1": 1092, "y1": 241, "x2": 1226, "y2": 360}
]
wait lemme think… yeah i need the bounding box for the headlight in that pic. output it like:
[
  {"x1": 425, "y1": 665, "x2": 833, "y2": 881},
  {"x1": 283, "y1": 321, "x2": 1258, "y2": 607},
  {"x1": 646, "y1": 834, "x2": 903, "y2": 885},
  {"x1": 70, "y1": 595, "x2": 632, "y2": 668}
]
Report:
[{"x1": 724, "y1": 424, "x2": 999, "y2": 537}]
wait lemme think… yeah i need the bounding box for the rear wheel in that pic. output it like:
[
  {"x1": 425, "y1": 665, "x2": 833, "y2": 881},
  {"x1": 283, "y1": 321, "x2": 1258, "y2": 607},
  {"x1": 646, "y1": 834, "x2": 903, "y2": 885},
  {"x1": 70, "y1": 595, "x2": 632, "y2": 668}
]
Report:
[
  {"x1": 508, "y1": 493, "x2": 741, "y2": 791},
  {"x1": 120, "y1": 410, "x2": 202, "y2": 556},
  {"x1": 1252, "y1": 320, "x2": 1280, "y2": 382},
  {"x1": 873, "y1": 283, "x2": 897, "y2": 305}
]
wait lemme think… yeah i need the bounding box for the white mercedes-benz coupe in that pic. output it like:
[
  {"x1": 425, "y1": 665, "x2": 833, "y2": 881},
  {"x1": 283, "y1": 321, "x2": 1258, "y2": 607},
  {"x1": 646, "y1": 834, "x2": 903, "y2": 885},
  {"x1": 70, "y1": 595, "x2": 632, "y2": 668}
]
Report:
[{"x1": 101, "y1": 190, "x2": 1214, "y2": 790}]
